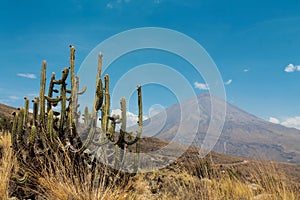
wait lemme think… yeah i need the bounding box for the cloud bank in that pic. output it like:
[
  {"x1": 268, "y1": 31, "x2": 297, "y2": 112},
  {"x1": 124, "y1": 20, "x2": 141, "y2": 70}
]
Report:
[
  {"x1": 284, "y1": 64, "x2": 300, "y2": 73},
  {"x1": 269, "y1": 116, "x2": 300, "y2": 130}
]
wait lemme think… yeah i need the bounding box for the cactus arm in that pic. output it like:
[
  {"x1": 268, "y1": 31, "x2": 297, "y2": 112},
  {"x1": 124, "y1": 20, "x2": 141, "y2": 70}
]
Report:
[
  {"x1": 53, "y1": 68, "x2": 69, "y2": 85},
  {"x1": 58, "y1": 68, "x2": 69, "y2": 134},
  {"x1": 45, "y1": 96, "x2": 62, "y2": 103},
  {"x1": 101, "y1": 74, "x2": 110, "y2": 133},
  {"x1": 66, "y1": 89, "x2": 72, "y2": 94},
  {"x1": 95, "y1": 78, "x2": 103, "y2": 111},
  {"x1": 68, "y1": 119, "x2": 96, "y2": 154},
  {"x1": 78, "y1": 85, "x2": 87, "y2": 95},
  {"x1": 47, "y1": 72, "x2": 56, "y2": 112}
]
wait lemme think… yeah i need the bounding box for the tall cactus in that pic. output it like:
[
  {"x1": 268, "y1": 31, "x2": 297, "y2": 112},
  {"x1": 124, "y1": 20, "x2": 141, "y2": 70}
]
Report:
[
  {"x1": 11, "y1": 112, "x2": 18, "y2": 151},
  {"x1": 39, "y1": 60, "x2": 46, "y2": 125},
  {"x1": 69, "y1": 45, "x2": 76, "y2": 137},
  {"x1": 24, "y1": 97, "x2": 29, "y2": 125}
]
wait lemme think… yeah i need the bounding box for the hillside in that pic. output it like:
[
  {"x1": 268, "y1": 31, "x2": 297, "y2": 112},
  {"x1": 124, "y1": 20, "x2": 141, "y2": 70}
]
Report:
[
  {"x1": 141, "y1": 93, "x2": 300, "y2": 163},
  {"x1": 0, "y1": 103, "x2": 18, "y2": 119}
]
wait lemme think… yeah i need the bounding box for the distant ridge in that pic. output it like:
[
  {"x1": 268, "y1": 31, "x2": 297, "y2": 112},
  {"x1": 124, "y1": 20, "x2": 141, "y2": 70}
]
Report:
[{"x1": 0, "y1": 103, "x2": 18, "y2": 119}]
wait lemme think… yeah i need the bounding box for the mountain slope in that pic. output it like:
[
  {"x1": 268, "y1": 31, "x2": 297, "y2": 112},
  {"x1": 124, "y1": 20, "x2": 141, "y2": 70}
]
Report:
[{"x1": 141, "y1": 93, "x2": 300, "y2": 163}]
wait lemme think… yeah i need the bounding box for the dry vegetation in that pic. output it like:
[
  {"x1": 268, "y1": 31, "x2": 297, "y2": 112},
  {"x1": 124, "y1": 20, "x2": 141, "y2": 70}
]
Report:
[
  {"x1": 1, "y1": 131, "x2": 299, "y2": 200},
  {"x1": 0, "y1": 132, "x2": 14, "y2": 198}
]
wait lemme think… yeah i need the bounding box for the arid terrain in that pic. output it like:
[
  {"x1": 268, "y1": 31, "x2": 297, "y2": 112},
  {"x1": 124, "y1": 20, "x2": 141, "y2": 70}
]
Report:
[{"x1": 1, "y1": 103, "x2": 300, "y2": 199}]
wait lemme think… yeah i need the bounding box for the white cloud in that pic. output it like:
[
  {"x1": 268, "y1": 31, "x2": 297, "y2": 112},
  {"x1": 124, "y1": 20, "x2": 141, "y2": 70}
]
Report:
[
  {"x1": 224, "y1": 79, "x2": 232, "y2": 85},
  {"x1": 285, "y1": 64, "x2": 295, "y2": 72},
  {"x1": 269, "y1": 117, "x2": 280, "y2": 124},
  {"x1": 194, "y1": 81, "x2": 209, "y2": 90},
  {"x1": 284, "y1": 63, "x2": 300, "y2": 73},
  {"x1": 269, "y1": 116, "x2": 300, "y2": 130},
  {"x1": 9, "y1": 96, "x2": 19, "y2": 100},
  {"x1": 281, "y1": 116, "x2": 300, "y2": 130},
  {"x1": 17, "y1": 73, "x2": 37, "y2": 79},
  {"x1": 111, "y1": 109, "x2": 148, "y2": 128},
  {"x1": 243, "y1": 69, "x2": 249, "y2": 73}
]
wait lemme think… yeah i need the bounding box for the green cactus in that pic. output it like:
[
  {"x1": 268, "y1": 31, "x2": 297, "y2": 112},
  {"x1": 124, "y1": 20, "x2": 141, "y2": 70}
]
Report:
[
  {"x1": 47, "y1": 72, "x2": 56, "y2": 112},
  {"x1": 17, "y1": 108, "x2": 25, "y2": 144},
  {"x1": 47, "y1": 109, "x2": 54, "y2": 143},
  {"x1": 101, "y1": 74, "x2": 110, "y2": 134},
  {"x1": 10, "y1": 45, "x2": 144, "y2": 190},
  {"x1": 69, "y1": 45, "x2": 76, "y2": 137},
  {"x1": 95, "y1": 78, "x2": 104, "y2": 111},
  {"x1": 29, "y1": 125, "x2": 36, "y2": 157},
  {"x1": 113, "y1": 87, "x2": 143, "y2": 172},
  {"x1": 39, "y1": 60, "x2": 47, "y2": 125},
  {"x1": 11, "y1": 112, "x2": 18, "y2": 151},
  {"x1": 24, "y1": 97, "x2": 29, "y2": 125}
]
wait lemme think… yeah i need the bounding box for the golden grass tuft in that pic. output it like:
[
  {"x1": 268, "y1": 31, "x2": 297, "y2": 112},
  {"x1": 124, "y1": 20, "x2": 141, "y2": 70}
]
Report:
[{"x1": 0, "y1": 132, "x2": 15, "y2": 200}]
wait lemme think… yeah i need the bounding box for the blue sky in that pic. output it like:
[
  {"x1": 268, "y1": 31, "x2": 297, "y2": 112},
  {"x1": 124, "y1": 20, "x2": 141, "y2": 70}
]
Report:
[{"x1": 1, "y1": 0, "x2": 300, "y2": 128}]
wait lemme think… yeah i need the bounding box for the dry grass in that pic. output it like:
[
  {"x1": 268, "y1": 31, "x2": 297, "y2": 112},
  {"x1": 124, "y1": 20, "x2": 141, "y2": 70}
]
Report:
[
  {"x1": 35, "y1": 154, "x2": 134, "y2": 200},
  {"x1": 0, "y1": 132, "x2": 15, "y2": 200},
  {"x1": 131, "y1": 164, "x2": 297, "y2": 200},
  {"x1": 1, "y1": 131, "x2": 299, "y2": 200}
]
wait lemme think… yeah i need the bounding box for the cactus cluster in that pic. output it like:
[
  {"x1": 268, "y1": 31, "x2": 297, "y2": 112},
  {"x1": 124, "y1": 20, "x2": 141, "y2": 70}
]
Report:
[{"x1": 11, "y1": 46, "x2": 143, "y2": 184}]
